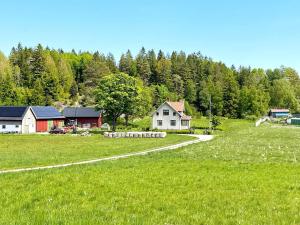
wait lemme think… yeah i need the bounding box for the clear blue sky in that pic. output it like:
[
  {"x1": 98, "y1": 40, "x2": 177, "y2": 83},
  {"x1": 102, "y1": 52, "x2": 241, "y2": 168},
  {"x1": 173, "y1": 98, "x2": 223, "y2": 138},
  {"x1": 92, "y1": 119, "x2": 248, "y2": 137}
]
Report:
[{"x1": 1, "y1": 0, "x2": 299, "y2": 72}]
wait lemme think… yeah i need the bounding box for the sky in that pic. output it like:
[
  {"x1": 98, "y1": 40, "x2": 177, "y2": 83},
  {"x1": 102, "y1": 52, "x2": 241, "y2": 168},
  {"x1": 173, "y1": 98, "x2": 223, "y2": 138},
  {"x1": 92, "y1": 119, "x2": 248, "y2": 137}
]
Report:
[{"x1": 0, "y1": 0, "x2": 299, "y2": 72}]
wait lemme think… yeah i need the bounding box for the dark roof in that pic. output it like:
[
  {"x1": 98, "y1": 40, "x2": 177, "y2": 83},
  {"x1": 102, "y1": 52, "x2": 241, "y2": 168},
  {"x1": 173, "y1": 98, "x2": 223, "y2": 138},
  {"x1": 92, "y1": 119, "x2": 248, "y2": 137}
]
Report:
[
  {"x1": 63, "y1": 107, "x2": 101, "y2": 118},
  {"x1": 31, "y1": 106, "x2": 65, "y2": 119},
  {"x1": 0, "y1": 106, "x2": 29, "y2": 120}
]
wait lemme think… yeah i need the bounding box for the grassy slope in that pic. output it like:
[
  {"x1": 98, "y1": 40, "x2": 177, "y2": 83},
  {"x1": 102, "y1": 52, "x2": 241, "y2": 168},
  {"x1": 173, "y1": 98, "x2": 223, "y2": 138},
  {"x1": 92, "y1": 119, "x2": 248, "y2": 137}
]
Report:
[
  {"x1": 1, "y1": 120, "x2": 300, "y2": 224},
  {"x1": 0, "y1": 134, "x2": 194, "y2": 170}
]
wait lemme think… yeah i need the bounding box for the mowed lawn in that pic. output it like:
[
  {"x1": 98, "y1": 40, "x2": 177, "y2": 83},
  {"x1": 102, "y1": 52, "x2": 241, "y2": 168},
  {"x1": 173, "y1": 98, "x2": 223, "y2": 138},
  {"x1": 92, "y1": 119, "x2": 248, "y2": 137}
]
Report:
[
  {"x1": 0, "y1": 134, "x2": 194, "y2": 170},
  {"x1": 1, "y1": 121, "x2": 300, "y2": 224}
]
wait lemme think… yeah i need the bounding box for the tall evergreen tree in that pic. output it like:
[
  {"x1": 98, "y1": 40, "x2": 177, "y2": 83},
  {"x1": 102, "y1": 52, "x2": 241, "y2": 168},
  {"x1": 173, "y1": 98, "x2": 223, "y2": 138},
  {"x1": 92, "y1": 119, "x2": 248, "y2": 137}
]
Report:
[{"x1": 136, "y1": 47, "x2": 151, "y2": 84}]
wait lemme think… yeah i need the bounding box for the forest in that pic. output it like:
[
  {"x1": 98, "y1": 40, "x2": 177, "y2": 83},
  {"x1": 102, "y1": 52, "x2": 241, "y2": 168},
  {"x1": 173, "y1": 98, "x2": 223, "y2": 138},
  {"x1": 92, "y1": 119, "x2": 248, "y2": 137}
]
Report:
[{"x1": 0, "y1": 43, "x2": 299, "y2": 119}]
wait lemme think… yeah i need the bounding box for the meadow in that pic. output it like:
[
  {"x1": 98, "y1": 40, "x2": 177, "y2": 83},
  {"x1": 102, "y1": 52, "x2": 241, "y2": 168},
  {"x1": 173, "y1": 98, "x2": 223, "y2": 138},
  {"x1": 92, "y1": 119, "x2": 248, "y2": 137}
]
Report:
[
  {"x1": 1, "y1": 119, "x2": 300, "y2": 224},
  {"x1": 0, "y1": 134, "x2": 193, "y2": 170}
]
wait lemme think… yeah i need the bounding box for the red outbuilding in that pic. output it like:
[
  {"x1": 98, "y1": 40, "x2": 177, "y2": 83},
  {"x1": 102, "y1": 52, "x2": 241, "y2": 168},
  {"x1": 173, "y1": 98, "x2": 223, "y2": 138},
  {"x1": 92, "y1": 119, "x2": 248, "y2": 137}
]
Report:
[
  {"x1": 31, "y1": 106, "x2": 65, "y2": 132},
  {"x1": 62, "y1": 107, "x2": 102, "y2": 128}
]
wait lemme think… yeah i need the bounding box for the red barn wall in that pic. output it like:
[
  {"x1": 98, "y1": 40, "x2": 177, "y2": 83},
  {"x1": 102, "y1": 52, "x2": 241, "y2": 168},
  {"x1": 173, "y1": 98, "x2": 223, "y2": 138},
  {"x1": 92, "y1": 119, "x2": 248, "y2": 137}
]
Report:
[
  {"x1": 36, "y1": 119, "x2": 64, "y2": 132},
  {"x1": 36, "y1": 120, "x2": 48, "y2": 132},
  {"x1": 77, "y1": 117, "x2": 102, "y2": 128}
]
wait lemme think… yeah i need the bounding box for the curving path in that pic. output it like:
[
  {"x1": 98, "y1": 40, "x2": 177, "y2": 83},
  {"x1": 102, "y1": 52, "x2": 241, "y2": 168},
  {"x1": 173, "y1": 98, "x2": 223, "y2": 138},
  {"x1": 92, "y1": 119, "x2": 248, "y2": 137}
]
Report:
[{"x1": 0, "y1": 135, "x2": 213, "y2": 174}]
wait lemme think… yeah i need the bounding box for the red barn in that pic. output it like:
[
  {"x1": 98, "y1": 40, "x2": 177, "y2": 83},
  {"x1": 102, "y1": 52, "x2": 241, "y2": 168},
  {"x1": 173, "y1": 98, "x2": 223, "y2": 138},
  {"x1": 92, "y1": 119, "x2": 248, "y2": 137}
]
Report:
[
  {"x1": 62, "y1": 107, "x2": 102, "y2": 128},
  {"x1": 32, "y1": 106, "x2": 65, "y2": 132}
]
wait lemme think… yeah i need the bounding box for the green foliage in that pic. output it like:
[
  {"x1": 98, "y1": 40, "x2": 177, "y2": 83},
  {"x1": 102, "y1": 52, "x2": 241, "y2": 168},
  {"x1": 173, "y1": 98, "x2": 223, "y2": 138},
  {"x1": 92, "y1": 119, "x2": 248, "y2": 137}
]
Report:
[
  {"x1": 95, "y1": 73, "x2": 139, "y2": 131},
  {"x1": 270, "y1": 79, "x2": 299, "y2": 111},
  {"x1": 211, "y1": 115, "x2": 221, "y2": 129},
  {"x1": 239, "y1": 86, "x2": 270, "y2": 118},
  {"x1": 1, "y1": 44, "x2": 300, "y2": 118}
]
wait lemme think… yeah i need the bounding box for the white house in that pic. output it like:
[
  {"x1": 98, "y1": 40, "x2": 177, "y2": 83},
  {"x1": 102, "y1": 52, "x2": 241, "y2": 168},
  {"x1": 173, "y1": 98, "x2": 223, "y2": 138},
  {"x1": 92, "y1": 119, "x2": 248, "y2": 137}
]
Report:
[
  {"x1": 152, "y1": 100, "x2": 191, "y2": 130},
  {"x1": 0, "y1": 106, "x2": 36, "y2": 134}
]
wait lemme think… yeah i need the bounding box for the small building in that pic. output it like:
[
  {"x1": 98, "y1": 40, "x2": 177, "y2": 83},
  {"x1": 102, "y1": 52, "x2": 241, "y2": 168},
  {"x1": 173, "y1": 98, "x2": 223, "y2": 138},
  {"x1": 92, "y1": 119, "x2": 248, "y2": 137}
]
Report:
[
  {"x1": 152, "y1": 100, "x2": 191, "y2": 130},
  {"x1": 291, "y1": 118, "x2": 300, "y2": 125},
  {"x1": 0, "y1": 106, "x2": 36, "y2": 134},
  {"x1": 31, "y1": 106, "x2": 65, "y2": 132},
  {"x1": 63, "y1": 107, "x2": 102, "y2": 128},
  {"x1": 269, "y1": 109, "x2": 290, "y2": 118}
]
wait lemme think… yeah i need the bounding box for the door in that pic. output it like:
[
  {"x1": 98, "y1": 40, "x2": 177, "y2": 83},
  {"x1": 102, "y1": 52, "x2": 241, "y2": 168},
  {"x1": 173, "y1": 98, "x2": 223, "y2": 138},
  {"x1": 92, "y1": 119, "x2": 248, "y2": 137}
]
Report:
[{"x1": 23, "y1": 125, "x2": 29, "y2": 134}]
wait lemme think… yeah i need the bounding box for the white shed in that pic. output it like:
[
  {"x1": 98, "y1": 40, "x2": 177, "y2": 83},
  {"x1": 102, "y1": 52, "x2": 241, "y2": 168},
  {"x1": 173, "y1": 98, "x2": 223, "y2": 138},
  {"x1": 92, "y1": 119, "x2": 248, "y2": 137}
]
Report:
[
  {"x1": 152, "y1": 100, "x2": 191, "y2": 130},
  {"x1": 0, "y1": 106, "x2": 36, "y2": 134}
]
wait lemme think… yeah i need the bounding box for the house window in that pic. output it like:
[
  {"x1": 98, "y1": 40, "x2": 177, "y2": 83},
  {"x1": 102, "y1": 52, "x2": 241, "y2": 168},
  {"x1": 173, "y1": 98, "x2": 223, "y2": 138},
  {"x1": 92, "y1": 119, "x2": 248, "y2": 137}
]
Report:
[
  {"x1": 2, "y1": 125, "x2": 6, "y2": 129},
  {"x1": 173, "y1": 112, "x2": 176, "y2": 116},
  {"x1": 15, "y1": 125, "x2": 19, "y2": 128},
  {"x1": 170, "y1": 120, "x2": 176, "y2": 126},
  {"x1": 156, "y1": 112, "x2": 159, "y2": 116},
  {"x1": 163, "y1": 110, "x2": 169, "y2": 116},
  {"x1": 181, "y1": 120, "x2": 189, "y2": 126},
  {"x1": 157, "y1": 120, "x2": 162, "y2": 126}
]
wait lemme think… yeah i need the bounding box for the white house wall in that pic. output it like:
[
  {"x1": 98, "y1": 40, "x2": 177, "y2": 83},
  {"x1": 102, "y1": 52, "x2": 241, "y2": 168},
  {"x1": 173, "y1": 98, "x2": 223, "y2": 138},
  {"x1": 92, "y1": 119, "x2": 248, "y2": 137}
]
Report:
[
  {"x1": 0, "y1": 121, "x2": 22, "y2": 133},
  {"x1": 152, "y1": 103, "x2": 181, "y2": 130},
  {"x1": 21, "y1": 108, "x2": 36, "y2": 134}
]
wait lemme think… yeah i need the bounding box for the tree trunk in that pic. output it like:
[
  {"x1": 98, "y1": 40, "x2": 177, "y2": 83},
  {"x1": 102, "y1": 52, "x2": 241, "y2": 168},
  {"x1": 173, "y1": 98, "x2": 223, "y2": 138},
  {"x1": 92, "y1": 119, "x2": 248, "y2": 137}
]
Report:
[
  {"x1": 112, "y1": 118, "x2": 117, "y2": 131},
  {"x1": 125, "y1": 114, "x2": 129, "y2": 127}
]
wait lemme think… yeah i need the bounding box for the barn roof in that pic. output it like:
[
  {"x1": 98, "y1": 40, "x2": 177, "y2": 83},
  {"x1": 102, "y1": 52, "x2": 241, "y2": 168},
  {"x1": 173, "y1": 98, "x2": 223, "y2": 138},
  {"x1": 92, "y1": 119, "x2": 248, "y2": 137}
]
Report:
[
  {"x1": 270, "y1": 109, "x2": 290, "y2": 113},
  {"x1": 0, "y1": 106, "x2": 29, "y2": 121},
  {"x1": 63, "y1": 107, "x2": 101, "y2": 118},
  {"x1": 31, "y1": 106, "x2": 65, "y2": 119}
]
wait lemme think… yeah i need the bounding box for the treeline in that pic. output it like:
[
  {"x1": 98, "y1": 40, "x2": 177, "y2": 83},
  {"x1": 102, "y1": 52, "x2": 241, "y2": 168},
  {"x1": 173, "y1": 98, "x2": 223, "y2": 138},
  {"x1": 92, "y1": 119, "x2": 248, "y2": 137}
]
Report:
[{"x1": 0, "y1": 43, "x2": 299, "y2": 118}]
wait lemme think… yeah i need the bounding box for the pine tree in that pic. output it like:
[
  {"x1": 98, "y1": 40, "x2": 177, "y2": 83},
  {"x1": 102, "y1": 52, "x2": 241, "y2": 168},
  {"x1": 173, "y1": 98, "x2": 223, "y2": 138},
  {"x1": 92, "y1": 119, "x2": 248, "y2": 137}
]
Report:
[
  {"x1": 106, "y1": 53, "x2": 118, "y2": 73},
  {"x1": 119, "y1": 50, "x2": 136, "y2": 76},
  {"x1": 31, "y1": 44, "x2": 46, "y2": 80},
  {"x1": 136, "y1": 47, "x2": 151, "y2": 84},
  {"x1": 147, "y1": 49, "x2": 157, "y2": 83}
]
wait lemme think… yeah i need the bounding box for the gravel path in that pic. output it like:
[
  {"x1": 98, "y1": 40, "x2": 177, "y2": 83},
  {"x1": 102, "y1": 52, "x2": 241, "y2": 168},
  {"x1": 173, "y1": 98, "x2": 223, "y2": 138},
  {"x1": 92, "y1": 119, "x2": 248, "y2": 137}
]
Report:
[{"x1": 0, "y1": 135, "x2": 213, "y2": 174}]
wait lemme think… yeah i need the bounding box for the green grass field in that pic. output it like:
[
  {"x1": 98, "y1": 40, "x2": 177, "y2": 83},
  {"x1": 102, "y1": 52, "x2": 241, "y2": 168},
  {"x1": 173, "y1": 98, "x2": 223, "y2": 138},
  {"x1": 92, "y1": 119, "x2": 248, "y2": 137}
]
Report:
[
  {"x1": 0, "y1": 134, "x2": 193, "y2": 170},
  {"x1": 1, "y1": 120, "x2": 300, "y2": 224}
]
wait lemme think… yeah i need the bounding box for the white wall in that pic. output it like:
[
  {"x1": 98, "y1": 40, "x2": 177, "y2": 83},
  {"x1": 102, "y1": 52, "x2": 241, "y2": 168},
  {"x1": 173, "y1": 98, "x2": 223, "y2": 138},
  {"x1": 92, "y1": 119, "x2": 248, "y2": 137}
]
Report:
[
  {"x1": 0, "y1": 121, "x2": 22, "y2": 133},
  {"x1": 22, "y1": 108, "x2": 36, "y2": 134},
  {"x1": 152, "y1": 103, "x2": 181, "y2": 130}
]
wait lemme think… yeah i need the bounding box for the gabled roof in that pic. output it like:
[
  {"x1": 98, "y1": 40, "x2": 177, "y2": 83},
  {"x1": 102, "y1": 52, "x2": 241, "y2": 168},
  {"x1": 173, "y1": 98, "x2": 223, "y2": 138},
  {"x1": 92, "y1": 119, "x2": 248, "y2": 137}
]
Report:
[
  {"x1": 270, "y1": 109, "x2": 290, "y2": 113},
  {"x1": 63, "y1": 107, "x2": 101, "y2": 118},
  {"x1": 167, "y1": 101, "x2": 185, "y2": 112},
  {"x1": 0, "y1": 106, "x2": 29, "y2": 121},
  {"x1": 152, "y1": 100, "x2": 191, "y2": 120},
  {"x1": 31, "y1": 106, "x2": 65, "y2": 120}
]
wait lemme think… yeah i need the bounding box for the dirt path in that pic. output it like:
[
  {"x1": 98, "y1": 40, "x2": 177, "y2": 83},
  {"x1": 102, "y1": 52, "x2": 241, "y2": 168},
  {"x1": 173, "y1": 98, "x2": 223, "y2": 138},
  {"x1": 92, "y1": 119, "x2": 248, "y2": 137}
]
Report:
[{"x1": 0, "y1": 135, "x2": 213, "y2": 174}]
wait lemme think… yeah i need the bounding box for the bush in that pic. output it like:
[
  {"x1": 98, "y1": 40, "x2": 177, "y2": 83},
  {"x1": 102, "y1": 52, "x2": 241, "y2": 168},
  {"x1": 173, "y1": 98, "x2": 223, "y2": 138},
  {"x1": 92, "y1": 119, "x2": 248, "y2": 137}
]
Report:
[
  {"x1": 245, "y1": 115, "x2": 259, "y2": 121},
  {"x1": 203, "y1": 129, "x2": 212, "y2": 135}
]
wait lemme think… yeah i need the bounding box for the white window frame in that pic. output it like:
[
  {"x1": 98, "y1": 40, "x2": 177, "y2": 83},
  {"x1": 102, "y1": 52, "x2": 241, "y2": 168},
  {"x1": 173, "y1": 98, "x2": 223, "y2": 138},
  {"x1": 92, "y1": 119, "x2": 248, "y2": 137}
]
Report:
[
  {"x1": 170, "y1": 120, "x2": 176, "y2": 126},
  {"x1": 163, "y1": 110, "x2": 169, "y2": 116},
  {"x1": 181, "y1": 120, "x2": 189, "y2": 126},
  {"x1": 157, "y1": 120, "x2": 163, "y2": 126}
]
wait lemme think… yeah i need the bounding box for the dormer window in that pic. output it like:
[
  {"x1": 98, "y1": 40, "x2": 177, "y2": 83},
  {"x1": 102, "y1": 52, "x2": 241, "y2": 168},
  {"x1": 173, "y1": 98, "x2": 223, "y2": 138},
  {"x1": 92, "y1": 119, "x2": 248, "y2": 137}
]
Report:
[
  {"x1": 173, "y1": 112, "x2": 176, "y2": 116},
  {"x1": 156, "y1": 112, "x2": 159, "y2": 116}
]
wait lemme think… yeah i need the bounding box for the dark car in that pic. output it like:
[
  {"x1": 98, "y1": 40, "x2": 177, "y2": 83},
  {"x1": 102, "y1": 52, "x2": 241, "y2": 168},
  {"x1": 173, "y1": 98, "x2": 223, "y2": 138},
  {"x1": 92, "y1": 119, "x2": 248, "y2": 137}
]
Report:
[{"x1": 49, "y1": 127, "x2": 66, "y2": 134}]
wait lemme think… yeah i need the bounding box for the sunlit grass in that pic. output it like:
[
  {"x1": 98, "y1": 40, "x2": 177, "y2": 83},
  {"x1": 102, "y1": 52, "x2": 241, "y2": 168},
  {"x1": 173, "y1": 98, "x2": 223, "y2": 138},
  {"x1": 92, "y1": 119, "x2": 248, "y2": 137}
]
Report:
[
  {"x1": 1, "y1": 120, "x2": 300, "y2": 224},
  {"x1": 0, "y1": 134, "x2": 194, "y2": 170}
]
